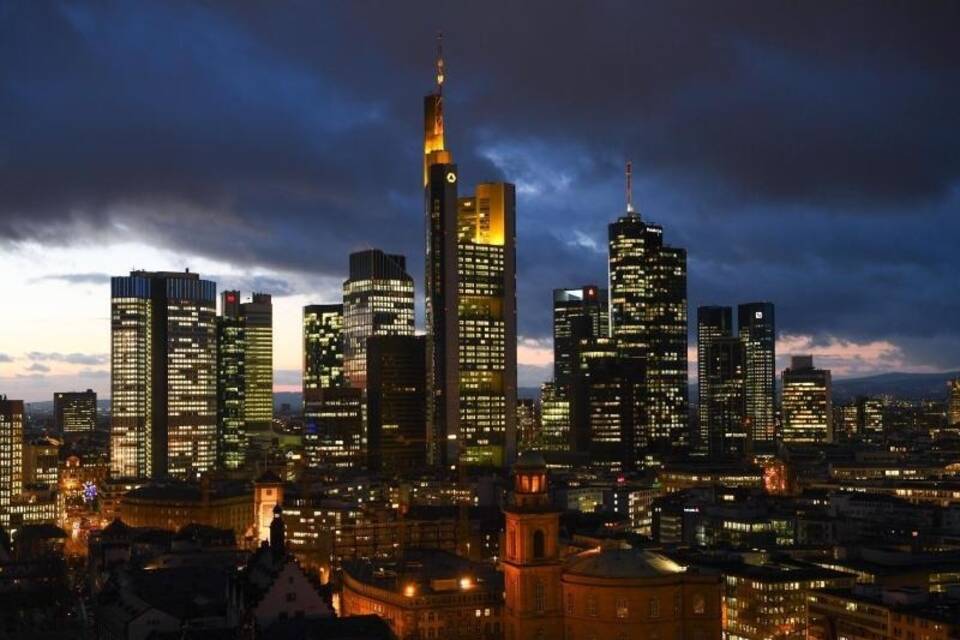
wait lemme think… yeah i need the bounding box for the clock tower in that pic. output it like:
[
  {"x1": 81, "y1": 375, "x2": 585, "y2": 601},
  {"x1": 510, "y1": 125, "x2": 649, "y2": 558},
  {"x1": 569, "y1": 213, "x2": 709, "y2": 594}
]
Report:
[{"x1": 503, "y1": 451, "x2": 563, "y2": 640}]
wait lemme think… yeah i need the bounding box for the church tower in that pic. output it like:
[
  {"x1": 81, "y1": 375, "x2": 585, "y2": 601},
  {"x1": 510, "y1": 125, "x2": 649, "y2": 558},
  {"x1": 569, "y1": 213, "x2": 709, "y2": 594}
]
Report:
[{"x1": 503, "y1": 451, "x2": 563, "y2": 640}]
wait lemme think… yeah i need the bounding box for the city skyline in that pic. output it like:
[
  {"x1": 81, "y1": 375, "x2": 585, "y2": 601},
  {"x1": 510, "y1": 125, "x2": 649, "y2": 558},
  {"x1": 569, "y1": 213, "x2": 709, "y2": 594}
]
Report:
[{"x1": 3, "y1": 3, "x2": 960, "y2": 401}]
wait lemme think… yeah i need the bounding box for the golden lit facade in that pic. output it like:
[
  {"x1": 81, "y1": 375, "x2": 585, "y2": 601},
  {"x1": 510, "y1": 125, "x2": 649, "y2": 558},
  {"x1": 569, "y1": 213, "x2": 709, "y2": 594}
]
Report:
[
  {"x1": 343, "y1": 250, "x2": 415, "y2": 391},
  {"x1": 119, "y1": 481, "x2": 252, "y2": 540},
  {"x1": 948, "y1": 377, "x2": 960, "y2": 426},
  {"x1": 423, "y1": 47, "x2": 517, "y2": 468},
  {"x1": 608, "y1": 214, "x2": 688, "y2": 456},
  {"x1": 110, "y1": 272, "x2": 217, "y2": 480},
  {"x1": 456, "y1": 183, "x2": 517, "y2": 467},
  {"x1": 303, "y1": 304, "x2": 344, "y2": 392},
  {"x1": 0, "y1": 397, "x2": 24, "y2": 529},
  {"x1": 781, "y1": 355, "x2": 833, "y2": 444}
]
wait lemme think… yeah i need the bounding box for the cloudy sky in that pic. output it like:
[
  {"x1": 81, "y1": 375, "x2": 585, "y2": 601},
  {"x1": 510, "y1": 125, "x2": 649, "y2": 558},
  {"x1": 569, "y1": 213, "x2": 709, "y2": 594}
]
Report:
[{"x1": 1, "y1": 2, "x2": 958, "y2": 401}]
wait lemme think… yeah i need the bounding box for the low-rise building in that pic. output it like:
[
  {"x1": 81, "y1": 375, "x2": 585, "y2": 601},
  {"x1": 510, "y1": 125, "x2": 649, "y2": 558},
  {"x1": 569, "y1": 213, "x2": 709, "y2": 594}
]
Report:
[{"x1": 807, "y1": 586, "x2": 960, "y2": 640}]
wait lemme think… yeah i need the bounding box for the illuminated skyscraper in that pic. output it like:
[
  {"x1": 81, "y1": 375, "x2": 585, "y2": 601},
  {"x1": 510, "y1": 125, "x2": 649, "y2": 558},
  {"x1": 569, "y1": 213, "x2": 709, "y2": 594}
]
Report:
[
  {"x1": 949, "y1": 378, "x2": 960, "y2": 426},
  {"x1": 217, "y1": 291, "x2": 246, "y2": 470},
  {"x1": 303, "y1": 304, "x2": 344, "y2": 392},
  {"x1": 424, "y1": 41, "x2": 517, "y2": 468},
  {"x1": 54, "y1": 389, "x2": 97, "y2": 435},
  {"x1": 241, "y1": 293, "x2": 273, "y2": 435},
  {"x1": 366, "y1": 335, "x2": 426, "y2": 474},
  {"x1": 0, "y1": 397, "x2": 24, "y2": 529},
  {"x1": 702, "y1": 336, "x2": 747, "y2": 456},
  {"x1": 697, "y1": 306, "x2": 733, "y2": 451},
  {"x1": 110, "y1": 271, "x2": 217, "y2": 480},
  {"x1": 553, "y1": 286, "x2": 609, "y2": 388},
  {"x1": 343, "y1": 249, "x2": 415, "y2": 391},
  {"x1": 781, "y1": 355, "x2": 833, "y2": 444},
  {"x1": 539, "y1": 381, "x2": 570, "y2": 452},
  {"x1": 608, "y1": 175, "x2": 688, "y2": 455},
  {"x1": 738, "y1": 302, "x2": 775, "y2": 444},
  {"x1": 456, "y1": 182, "x2": 517, "y2": 468}
]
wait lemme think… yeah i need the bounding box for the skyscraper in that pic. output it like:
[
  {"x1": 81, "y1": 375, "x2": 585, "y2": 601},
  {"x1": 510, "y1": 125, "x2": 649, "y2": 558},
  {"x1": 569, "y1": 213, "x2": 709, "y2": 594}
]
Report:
[
  {"x1": 366, "y1": 335, "x2": 426, "y2": 474},
  {"x1": 0, "y1": 396, "x2": 24, "y2": 529},
  {"x1": 241, "y1": 293, "x2": 273, "y2": 435},
  {"x1": 343, "y1": 249, "x2": 415, "y2": 391},
  {"x1": 110, "y1": 271, "x2": 217, "y2": 480},
  {"x1": 303, "y1": 304, "x2": 344, "y2": 393},
  {"x1": 539, "y1": 381, "x2": 570, "y2": 452},
  {"x1": 217, "y1": 291, "x2": 246, "y2": 470},
  {"x1": 457, "y1": 182, "x2": 517, "y2": 468},
  {"x1": 424, "y1": 42, "x2": 517, "y2": 468},
  {"x1": 54, "y1": 389, "x2": 97, "y2": 435},
  {"x1": 949, "y1": 378, "x2": 960, "y2": 427},
  {"x1": 781, "y1": 355, "x2": 833, "y2": 444},
  {"x1": 697, "y1": 306, "x2": 733, "y2": 451},
  {"x1": 608, "y1": 181, "x2": 688, "y2": 456},
  {"x1": 702, "y1": 336, "x2": 747, "y2": 457},
  {"x1": 738, "y1": 302, "x2": 776, "y2": 445},
  {"x1": 553, "y1": 286, "x2": 609, "y2": 388},
  {"x1": 303, "y1": 387, "x2": 364, "y2": 470}
]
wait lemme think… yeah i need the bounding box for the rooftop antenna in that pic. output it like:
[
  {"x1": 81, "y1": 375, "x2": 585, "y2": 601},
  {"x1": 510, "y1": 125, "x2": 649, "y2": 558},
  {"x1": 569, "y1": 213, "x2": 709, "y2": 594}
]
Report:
[
  {"x1": 626, "y1": 160, "x2": 635, "y2": 214},
  {"x1": 435, "y1": 31, "x2": 445, "y2": 94}
]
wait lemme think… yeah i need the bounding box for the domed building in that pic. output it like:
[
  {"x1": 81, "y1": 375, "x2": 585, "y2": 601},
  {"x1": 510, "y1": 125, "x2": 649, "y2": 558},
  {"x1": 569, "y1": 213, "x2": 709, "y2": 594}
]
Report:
[{"x1": 504, "y1": 451, "x2": 721, "y2": 640}]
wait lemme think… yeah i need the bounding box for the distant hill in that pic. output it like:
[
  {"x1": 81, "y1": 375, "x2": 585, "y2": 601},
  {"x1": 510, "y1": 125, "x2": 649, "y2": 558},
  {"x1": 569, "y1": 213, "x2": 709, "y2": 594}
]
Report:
[{"x1": 830, "y1": 371, "x2": 959, "y2": 403}]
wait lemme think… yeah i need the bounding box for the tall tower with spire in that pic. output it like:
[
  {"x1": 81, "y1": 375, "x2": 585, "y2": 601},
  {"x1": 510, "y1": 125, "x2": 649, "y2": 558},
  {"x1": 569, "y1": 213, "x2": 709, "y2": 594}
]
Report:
[
  {"x1": 423, "y1": 36, "x2": 518, "y2": 469},
  {"x1": 607, "y1": 162, "x2": 689, "y2": 463},
  {"x1": 425, "y1": 33, "x2": 460, "y2": 467}
]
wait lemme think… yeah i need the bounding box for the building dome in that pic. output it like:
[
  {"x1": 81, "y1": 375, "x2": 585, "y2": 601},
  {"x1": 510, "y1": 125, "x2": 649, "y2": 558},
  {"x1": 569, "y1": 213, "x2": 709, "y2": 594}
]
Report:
[
  {"x1": 566, "y1": 548, "x2": 685, "y2": 580},
  {"x1": 513, "y1": 450, "x2": 546, "y2": 471}
]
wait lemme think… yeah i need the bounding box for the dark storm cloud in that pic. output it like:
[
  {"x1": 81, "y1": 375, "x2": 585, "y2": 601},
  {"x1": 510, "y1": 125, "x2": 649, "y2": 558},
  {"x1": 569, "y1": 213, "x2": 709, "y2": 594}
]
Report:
[{"x1": 1, "y1": 1, "x2": 959, "y2": 375}]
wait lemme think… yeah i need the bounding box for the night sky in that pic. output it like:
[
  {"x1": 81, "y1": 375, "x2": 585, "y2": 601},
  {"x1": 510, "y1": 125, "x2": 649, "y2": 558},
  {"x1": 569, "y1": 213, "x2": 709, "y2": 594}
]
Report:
[{"x1": 1, "y1": 2, "x2": 959, "y2": 400}]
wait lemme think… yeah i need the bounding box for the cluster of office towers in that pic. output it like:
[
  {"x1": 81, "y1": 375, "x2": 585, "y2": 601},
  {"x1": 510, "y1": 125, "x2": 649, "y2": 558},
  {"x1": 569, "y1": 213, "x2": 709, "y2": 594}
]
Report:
[
  {"x1": 109, "y1": 271, "x2": 273, "y2": 480},
  {"x1": 301, "y1": 50, "x2": 518, "y2": 472}
]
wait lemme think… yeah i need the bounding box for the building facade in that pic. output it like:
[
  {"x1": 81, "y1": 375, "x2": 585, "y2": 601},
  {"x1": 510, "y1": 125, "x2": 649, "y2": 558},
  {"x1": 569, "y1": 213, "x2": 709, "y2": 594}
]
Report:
[
  {"x1": 702, "y1": 336, "x2": 747, "y2": 457},
  {"x1": 738, "y1": 303, "x2": 776, "y2": 445},
  {"x1": 366, "y1": 335, "x2": 427, "y2": 474},
  {"x1": 303, "y1": 387, "x2": 364, "y2": 469},
  {"x1": 54, "y1": 390, "x2": 97, "y2": 435},
  {"x1": 553, "y1": 286, "x2": 609, "y2": 388},
  {"x1": 0, "y1": 397, "x2": 24, "y2": 529},
  {"x1": 608, "y1": 210, "x2": 688, "y2": 457},
  {"x1": 343, "y1": 250, "x2": 415, "y2": 391},
  {"x1": 110, "y1": 271, "x2": 218, "y2": 480},
  {"x1": 697, "y1": 305, "x2": 733, "y2": 452},
  {"x1": 781, "y1": 355, "x2": 833, "y2": 445},
  {"x1": 303, "y1": 304, "x2": 344, "y2": 393}
]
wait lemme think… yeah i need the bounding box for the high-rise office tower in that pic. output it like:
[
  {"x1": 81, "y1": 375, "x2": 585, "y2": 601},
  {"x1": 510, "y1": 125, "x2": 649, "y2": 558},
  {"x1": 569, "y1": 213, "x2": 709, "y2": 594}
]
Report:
[
  {"x1": 781, "y1": 355, "x2": 833, "y2": 444},
  {"x1": 424, "y1": 42, "x2": 517, "y2": 468},
  {"x1": 366, "y1": 335, "x2": 426, "y2": 474},
  {"x1": 303, "y1": 387, "x2": 364, "y2": 470},
  {"x1": 54, "y1": 389, "x2": 97, "y2": 435},
  {"x1": 0, "y1": 397, "x2": 24, "y2": 529},
  {"x1": 702, "y1": 336, "x2": 747, "y2": 457},
  {"x1": 570, "y1": 354, "x2": 644, "y2": 470},
  {"x1": 553, "y1": 286, "x2": 609, "y2": 388},
  {"x1": 217, "y1": 291, "x2": 246, "y2": 470},
  {"x1": 949, "y1": 378, "x2": 960, "y2": 427},
  {"x1": 697, "y1": 306, "x2": 733, "y2": 450},
  {"x1": 241, "y1": 293, "x2": 273, "y2": 435},
  {"x1": 343, "y1": 250, "x2": 415, "y2": 391},
  {"x1": 738, "y1": 302, "x2": 776, "y2": 444},
  {"x1": 110, "y1": 271, "x2": 217, "y2": 480},
  {"x1": 856, "y1": 396, "x2": 884, "y2": 439},
  {"x1": 457, "y1": 182, "x2": 517, "y2": 468},
  {"x1": 303, "y1": 304, "x2": 344, "y2": 393},
  {"x1": 539, "y1": 382, "x2": 570, "y2": 452},
  {"x1": 608, "y1": 169, "x2": 688, "y2": 454},
  {"x1": 516, "y1": 398, "x2": 538, "y2": 451}
]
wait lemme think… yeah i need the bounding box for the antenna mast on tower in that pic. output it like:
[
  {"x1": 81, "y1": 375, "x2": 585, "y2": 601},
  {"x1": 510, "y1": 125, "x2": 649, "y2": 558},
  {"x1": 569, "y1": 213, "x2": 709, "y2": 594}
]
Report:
[{"x1": 626, "y1": 160, "x2": 635, "y2": 214}]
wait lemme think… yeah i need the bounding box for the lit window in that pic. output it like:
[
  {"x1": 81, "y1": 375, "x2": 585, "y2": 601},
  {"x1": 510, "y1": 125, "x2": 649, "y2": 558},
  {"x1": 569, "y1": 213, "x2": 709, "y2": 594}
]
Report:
[{"x1": 616, "y1": 597, "x2": 629, "y2": 619}]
